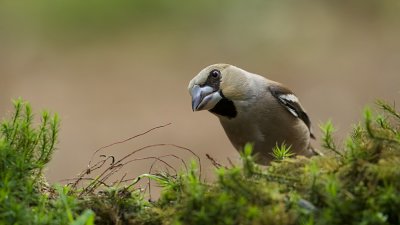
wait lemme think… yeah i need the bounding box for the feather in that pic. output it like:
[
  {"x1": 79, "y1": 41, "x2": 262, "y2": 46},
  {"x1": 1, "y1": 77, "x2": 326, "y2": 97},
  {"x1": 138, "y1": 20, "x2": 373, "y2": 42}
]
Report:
[{"x1": 268, "y1": 85, "x2": 315, "y2": 139}]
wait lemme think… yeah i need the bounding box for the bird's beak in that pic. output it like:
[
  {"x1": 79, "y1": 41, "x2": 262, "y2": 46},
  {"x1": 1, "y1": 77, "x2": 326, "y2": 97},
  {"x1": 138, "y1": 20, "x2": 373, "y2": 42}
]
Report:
[{"x1": 190, "y1": 85, "x2": 222, "y2": 111}]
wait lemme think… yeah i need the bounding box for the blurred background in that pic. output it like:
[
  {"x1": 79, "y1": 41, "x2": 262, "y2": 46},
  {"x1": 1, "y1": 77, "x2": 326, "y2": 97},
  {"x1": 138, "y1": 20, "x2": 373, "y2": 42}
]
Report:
[{"x1": 1, "y1": 0, "x2": 399, "y2": 185}]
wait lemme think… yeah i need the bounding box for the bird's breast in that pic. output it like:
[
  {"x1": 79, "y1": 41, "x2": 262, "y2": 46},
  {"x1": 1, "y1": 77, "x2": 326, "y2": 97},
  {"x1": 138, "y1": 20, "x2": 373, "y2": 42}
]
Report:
[{"x1": 218, "y1": 114, "x2": 265, "y2": 151}]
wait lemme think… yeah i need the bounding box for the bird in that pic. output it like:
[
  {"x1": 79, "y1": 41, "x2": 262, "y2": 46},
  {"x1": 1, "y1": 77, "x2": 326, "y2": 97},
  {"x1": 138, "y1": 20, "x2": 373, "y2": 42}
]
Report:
[{"x1": 188, "y1": 63, "x2": 317, "y2": 165}]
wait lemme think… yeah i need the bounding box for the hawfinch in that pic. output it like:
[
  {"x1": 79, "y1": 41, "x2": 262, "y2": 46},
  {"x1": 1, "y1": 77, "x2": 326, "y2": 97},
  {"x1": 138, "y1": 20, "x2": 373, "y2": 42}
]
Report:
[{"x1": 188, "y1": 64, "x2": 317, "y2": 165}]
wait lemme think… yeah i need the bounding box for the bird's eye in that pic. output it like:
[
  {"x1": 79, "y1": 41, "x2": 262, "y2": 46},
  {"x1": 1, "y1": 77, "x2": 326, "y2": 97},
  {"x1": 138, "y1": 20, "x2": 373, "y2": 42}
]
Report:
[{"x1": 209, "y1": 69, "x2": 221, "y2": 78}]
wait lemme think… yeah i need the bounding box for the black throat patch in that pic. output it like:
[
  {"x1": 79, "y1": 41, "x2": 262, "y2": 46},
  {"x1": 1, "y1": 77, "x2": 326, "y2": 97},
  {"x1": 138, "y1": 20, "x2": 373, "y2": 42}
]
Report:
[{"x1": 209, "y1": 91, "x2": 237, "y2": 119}]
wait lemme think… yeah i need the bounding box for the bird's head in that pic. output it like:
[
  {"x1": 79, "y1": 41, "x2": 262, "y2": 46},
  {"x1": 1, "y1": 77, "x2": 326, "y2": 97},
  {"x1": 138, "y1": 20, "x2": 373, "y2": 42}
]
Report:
[{"x1": 188, "y1": 63, "x2": 249, "y2": 113}]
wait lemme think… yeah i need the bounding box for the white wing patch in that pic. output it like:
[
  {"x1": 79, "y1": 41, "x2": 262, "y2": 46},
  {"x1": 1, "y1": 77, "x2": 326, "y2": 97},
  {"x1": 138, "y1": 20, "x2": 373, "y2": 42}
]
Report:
[
  {"x1": 278, "y1": 94, "x2": 300, "y2": 117},
  {"x1": 280, "y1": 94, "x2": 299, "y2": 103},
  {"x1": 287, "y1": 107, "x2": 299, "y2": 117}
]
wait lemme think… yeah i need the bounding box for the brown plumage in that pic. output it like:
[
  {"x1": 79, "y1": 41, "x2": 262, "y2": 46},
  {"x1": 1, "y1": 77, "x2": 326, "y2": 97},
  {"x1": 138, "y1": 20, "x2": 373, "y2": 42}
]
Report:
[{"x1": 188, "y1": 64, "x2": 317, "y2": 165}]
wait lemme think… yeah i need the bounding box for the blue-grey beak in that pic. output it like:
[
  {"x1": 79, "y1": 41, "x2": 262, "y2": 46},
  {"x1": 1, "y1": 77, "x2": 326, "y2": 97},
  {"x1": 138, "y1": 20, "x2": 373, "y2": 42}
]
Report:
[
  {"x1": 190, "y1": 85, "x2": 222, "y2": 111},
  {"x1": 191, "y1": 85, "x2": 202, "y2": 111}
]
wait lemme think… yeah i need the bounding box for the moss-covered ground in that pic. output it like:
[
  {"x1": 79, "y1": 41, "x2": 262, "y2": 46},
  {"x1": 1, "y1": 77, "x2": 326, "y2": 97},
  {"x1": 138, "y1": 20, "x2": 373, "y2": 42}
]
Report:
[{"x1": 1, "y1": 99, "x2": 399, "y2": 225}]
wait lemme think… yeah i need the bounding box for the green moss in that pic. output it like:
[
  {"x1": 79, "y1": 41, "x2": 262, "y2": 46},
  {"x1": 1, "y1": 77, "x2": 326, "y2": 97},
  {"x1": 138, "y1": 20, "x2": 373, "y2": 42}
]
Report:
[
  {"x1": 0, "y1": 99, "x2": 93, "y2": 225},
  {"x1": 0, "y1": 99, "x2": 399, "y2": 224}
]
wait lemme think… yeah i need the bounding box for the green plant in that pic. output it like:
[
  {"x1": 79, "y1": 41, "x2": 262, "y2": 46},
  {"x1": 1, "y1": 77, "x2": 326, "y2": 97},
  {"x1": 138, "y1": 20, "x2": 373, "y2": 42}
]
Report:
[
  {"x1": 0, "y1": 99, "x2": 92, "y2": 225},
  {"x1": 271, "y1": 142, "x2": 294, "y2": 161},
  {"x1": 1, "y1": 99, "x2": 399, "y2": 225}
]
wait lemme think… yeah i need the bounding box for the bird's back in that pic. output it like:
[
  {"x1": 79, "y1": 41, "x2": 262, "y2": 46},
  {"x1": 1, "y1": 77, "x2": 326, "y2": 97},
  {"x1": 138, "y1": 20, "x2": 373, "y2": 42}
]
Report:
[{"x1": 217, "y1": 74, "x2": 313, "y2": 164}]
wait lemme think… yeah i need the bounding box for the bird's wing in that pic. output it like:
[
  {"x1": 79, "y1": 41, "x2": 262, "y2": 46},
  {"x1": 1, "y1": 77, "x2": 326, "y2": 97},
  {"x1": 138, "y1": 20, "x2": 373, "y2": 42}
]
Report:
[{"x1": 268, "y1": 85, "x2": 315, "y2": 139}]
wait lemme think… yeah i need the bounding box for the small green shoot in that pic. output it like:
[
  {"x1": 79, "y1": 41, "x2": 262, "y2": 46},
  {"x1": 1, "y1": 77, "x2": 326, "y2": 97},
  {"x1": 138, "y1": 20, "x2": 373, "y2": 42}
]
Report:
[
  {"x1": 320, "y1": 120, "x2": 342, "y2": 156},
  {"x1": 240, "y1": 143, "x2": 260, "y2": 177},
  {"x1": 271, "y1": 142, "x2": 294, "y2": 161}
]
